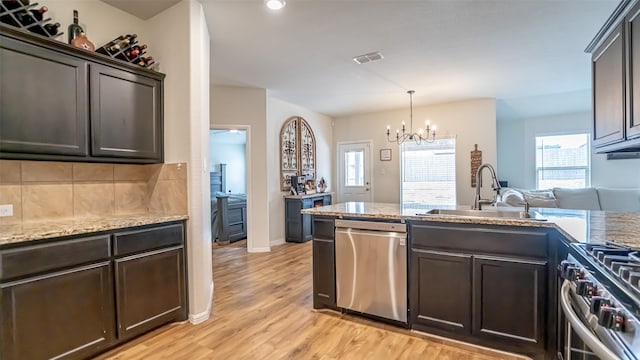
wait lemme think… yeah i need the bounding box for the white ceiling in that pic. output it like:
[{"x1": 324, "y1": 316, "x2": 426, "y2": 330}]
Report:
[
  {"x1": 102, "y1": 0, "x2": 619, "y2": 118},
  {"x1": 202, "y1": 0, "x2": 619, "y2": 118},
  {"x1": 102, "y1": 0, "x2": 181, "y2": 20}
]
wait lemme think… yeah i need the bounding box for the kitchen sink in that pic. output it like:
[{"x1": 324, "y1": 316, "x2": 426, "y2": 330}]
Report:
[{"x1": 422, "y1": 209, "x2": 545, "y2": 220}]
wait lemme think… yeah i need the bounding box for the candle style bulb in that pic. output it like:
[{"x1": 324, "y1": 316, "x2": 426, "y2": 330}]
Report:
[{"x1": 426, "y1": 120, "x2": 431, "y2": 127}]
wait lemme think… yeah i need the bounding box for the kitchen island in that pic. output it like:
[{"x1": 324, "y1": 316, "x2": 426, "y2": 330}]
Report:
[{"x1": 302, "y1": 202, "x2": 640, "y2": 360}]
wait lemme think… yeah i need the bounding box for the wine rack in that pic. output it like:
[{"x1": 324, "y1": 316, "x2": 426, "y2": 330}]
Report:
[
  {"x1": 96, "y1": 34, "x2": 157, "y2": 70},
  {"x1": 0, "y1": 1, "x2": 62, "y2": 38}
]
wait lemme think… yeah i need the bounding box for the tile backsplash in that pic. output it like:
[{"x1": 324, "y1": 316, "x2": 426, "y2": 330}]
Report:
[{"x1": 0, "y1": 160, "x2": 188, "y2": 224}]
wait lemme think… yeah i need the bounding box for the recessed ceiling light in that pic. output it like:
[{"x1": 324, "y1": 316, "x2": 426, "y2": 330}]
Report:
[
  {"x1": 265, "y1": 0, "x2": 286, "y2": 10},
  {"x1": 229, "y1": 129, "x2": 239, "y2": 133}
]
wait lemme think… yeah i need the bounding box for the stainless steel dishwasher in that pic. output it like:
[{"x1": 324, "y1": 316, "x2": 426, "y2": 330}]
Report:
[{"x1": 335, "y1": 219, "x2": 407, "y2": 323}]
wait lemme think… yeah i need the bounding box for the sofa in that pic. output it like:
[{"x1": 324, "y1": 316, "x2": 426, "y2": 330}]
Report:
[{"x1": 497, "y1": 187, "x2": 640, "y2": 212}]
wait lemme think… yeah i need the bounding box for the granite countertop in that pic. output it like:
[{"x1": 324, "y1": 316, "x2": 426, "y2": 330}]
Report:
[
  {"x1": 0, "y1": 214, "x2": 189, "y2": 246},
  {"x1": 302, "y1": 202, "x2": 640, "y2": 249}
]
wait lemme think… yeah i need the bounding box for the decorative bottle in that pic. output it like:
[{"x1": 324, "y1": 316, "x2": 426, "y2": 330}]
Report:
[{"x1": 67, "y1": 9, "x2": 83, "y2": 44}]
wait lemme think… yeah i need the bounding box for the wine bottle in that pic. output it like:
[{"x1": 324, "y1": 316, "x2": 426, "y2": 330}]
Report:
[
  {"x1": 130, "y1": 44, "x2": 147, "y2": 53},
  {"x1": 0, "y1": 12, "x2": 18, "y2": 26},
  {"x1": 126, "y1": 48, "x2": 140, "y2": 59},
  {"x1": 2, "y1": 0, "x2": 29, "y2": 11},
  {"x1": 15, "y1": 10, "x2": 34, "y2": 26},
  {"x1": 107, "y1": 43, "x2": 120, "y2": 53},
  {"x1": 124, "y1": 33, "x2": 137, "y2": 44},
  {"x1": 67, "y1": 9, "x2": 84, "y2": 44},
  {"x1": 28, "y1": 5, "x2": 46, "y2": 22},
  {"x1": 43, "y1": 21, "x2": 60, "y2": 35}
]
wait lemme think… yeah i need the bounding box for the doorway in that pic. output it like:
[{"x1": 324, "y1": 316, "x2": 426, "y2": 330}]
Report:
[
  {"x1": 337, "y1": 140, "x2": 373, "y2": 202},
  {"x1": 209, "y1": 128, "x2": 248, "y2": 249}
]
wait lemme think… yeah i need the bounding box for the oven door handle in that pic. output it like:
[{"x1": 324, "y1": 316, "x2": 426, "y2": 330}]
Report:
[{"x1": 560, "y1": 280, "x2": 622, "y2": 360}]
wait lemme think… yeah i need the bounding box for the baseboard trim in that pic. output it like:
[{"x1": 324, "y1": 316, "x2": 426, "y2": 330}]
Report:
[
  {"x1": 248, "y1": 246, "x2": 270, "y2": 253},
  {"x1": 270, "y1": 238, "x2": 285, "y2": 247},
  {"x1": 189, "y1": 281, "x2": 213, "y2": 325}
]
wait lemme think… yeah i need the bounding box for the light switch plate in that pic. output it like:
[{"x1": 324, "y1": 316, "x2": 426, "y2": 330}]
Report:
[{"x1": 0, "y1": 204, "x2": 14, "y2": 217}]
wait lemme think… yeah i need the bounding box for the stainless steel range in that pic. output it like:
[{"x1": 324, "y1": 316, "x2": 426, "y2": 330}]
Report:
[{"x1": 559, "y1": 242, "x2": 640, "y2": 360}]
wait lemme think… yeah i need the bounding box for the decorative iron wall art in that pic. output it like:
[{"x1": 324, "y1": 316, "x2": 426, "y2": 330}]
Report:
[{"x1": 280, "y1": 116, "x2": 316, "y2": 191}]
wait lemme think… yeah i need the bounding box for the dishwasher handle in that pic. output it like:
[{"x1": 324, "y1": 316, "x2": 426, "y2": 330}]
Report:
[{"x1": 335, "y1": 219, "x2": 406, "y2": 233}]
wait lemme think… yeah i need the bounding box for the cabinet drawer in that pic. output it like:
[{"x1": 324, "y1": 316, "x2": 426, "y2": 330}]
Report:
[
  {"x1": 113, "y1": 223, "x2": 184, "y2": 257},
  {"x1": 0, "y1": 235, "x2": 110, "y2": 281},
  {"x1": 410, "y1": 222, "x2": 548, "y2": 258},
  {"x1": 312, "y1": 217, "x2": 335, "y2": 240}
]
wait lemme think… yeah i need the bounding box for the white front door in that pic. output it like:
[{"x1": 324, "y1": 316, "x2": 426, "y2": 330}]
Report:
[{"x1": 338, "y1": 141, "x2": 373, "y2": 203}]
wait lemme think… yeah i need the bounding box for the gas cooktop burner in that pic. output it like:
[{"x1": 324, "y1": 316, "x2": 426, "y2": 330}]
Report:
[{"x1": 584, "y1": 243, "x2": 640, "y2": 298}]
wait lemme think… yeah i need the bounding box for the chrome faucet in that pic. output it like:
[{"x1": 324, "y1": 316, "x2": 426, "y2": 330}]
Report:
[{"x1": 473, "y1": 163, "x2": 501, "y2": 210}]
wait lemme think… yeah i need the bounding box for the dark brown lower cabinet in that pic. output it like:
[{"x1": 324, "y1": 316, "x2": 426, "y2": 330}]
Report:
[
  {"x1": 312, "y1": 216, "x2": 336, "y2": 310},
  {"x1": 1, "y1": 262, "x2": 115, "y2": 360},
  {"x1": 409, "y1": 222, "x2": 553, "y2": 360},
  {"x1": 472, "y1": 255, "x2": 547, "y2": 350},
  {"x1": 410, "y1": 249, "x2": 471, "y2": 334},
  {"x1": 0, "y1": 220, "x2": 187, "y2": 360},
  {"x1": 115, "y1": 247, "x2": 186, "y2": 340}
]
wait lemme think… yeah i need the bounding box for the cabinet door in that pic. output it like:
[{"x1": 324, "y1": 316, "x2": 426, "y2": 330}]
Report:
[
  {"x1": 410, "y1": 249, "x2": 472, "y2": 334},
  {"x1": 312, "y1": 217, "x2": 335, "y2": 309},
  {"x1": 313, "y1": 238, "x2": 335, "y2": 309},
  {"x1": 472, "y1": 255, "x2": 547, "y2": 349},
  {"x1": 628, "y1": 3, "x2": 640, "y2": 139},
  {"x1": 1, "y1": 262, "x2": 114, "y2": 360},
  {"x1": 285, "y1": 199, "x2": 302, "y2": 242},
  {"x1": 115, "y1": 246, "x2": 186, "y2": 340},
  {"x1": 90, "y1": 64, "x2": 162, "y2": 161},
  {"x1": 0, "y1": 36, "x2": 88, "y2": 156},
  {"x1": 592, "y1": 24, "x2": 626, "y2": 147}
]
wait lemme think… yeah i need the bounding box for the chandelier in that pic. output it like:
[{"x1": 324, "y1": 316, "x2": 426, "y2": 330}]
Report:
[{"x1": 386, "y1": 90, "x2": 436, "y2": 145}]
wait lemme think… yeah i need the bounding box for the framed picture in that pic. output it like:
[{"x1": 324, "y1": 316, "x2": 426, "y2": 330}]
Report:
[{"x1": 380, "y1": 148, "x2": 392, "y2": 161}]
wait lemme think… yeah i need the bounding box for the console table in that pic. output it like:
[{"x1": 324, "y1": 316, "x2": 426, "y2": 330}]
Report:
[{"x1": 284, "y1": 193, "x2": 332, "y2": 243}]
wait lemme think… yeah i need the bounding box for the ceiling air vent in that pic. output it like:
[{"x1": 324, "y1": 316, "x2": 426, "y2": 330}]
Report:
[{"x1": 353, "y1": 51, "x2": 384, "y2": 64}]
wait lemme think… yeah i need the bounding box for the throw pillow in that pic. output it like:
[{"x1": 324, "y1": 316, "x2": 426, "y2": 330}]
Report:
[
  {"x1": 500, "y1": 188, "x2": 526, "y2": 206},
  {"x1": 553, "y1": 187, "x2": 601, "y2": 210},
  {"x1": 522, "y1": 189, "x2": 558, "y2": 208}
]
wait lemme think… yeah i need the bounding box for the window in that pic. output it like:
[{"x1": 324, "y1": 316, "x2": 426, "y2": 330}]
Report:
[
  {"x1": 344, "y1": 150, "x2": 364, "y2": 186},
  {"x1": 535, "y1": 133, "x2": 590, "y2": 189},
  {"x1": 401, "y1": 138, "x2": 456, "y2": 207}
]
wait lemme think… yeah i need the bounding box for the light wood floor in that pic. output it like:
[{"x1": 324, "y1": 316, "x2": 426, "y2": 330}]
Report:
[{"x1": 96, "y1": 241, "x2": 528, "y2": 360}]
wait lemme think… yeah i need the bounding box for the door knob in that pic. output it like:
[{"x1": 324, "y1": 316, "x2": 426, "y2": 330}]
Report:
[{"x1": 366, "y1": 188, "x2": 370, "y2": 191}]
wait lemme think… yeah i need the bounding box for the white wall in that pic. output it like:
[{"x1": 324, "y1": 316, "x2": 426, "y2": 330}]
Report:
[
  {"x1": 210, "y1": 86, "x2": 270, "y2": 252},
  {"x1": 46, "y1": 0, "x2": 214, "y2": 325},
  {"x1": 45, "y1": 0, "x2": 149, "y2": 48},
  {"x1": 209, "y1": 133, "x2": 246, "y2": 194},
  {"x1": 146, "y1": 0, "x2": 212, "y2": 323},
  {"x1": 333, "y1": 98, "x2": 497, "y2": 206},
  {"x1": 267, "y1": 95, "x2": 333, "y2": 244},
  {"x1": 497, "y1": 111, "x2": 640, "y2": 189}
]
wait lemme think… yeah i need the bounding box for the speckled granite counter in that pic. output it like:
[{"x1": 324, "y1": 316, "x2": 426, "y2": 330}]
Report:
[
  {"x1": 302, "y1": 202, "x2": 640, "y2": 249},
  {"x1": 0, "y1": 214, "x2": 189, "y2": 246}
]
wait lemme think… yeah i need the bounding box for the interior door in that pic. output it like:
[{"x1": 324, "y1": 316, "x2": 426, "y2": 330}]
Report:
[{"x1": 338, "y1": 141, "x2": 372, "y2": 202}]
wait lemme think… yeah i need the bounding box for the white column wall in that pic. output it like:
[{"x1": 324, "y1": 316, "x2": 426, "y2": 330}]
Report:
[{"x1": 210, "y1": 86, "x2": 270, "y2": 252}]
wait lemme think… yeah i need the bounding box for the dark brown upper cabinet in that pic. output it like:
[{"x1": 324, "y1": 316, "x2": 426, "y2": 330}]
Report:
[
  {"x1": 627, "y1": 1, "x2": 640, "y2": 140},
  {"x1": 592, "y1": 24, "x2": 626, "y2": 148},
  {"x1": 90, "y1": 64, "x2": 163, "y2": 160},
  {"x1": 587, "y1": 0, "x2": 640, "y2": 152},
  {"x1": 0, "y1": 25, "x2": 165, "y2": 163},
  {"x1": 0, "y1": 36, "x2": 89, "y2": 156}
]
